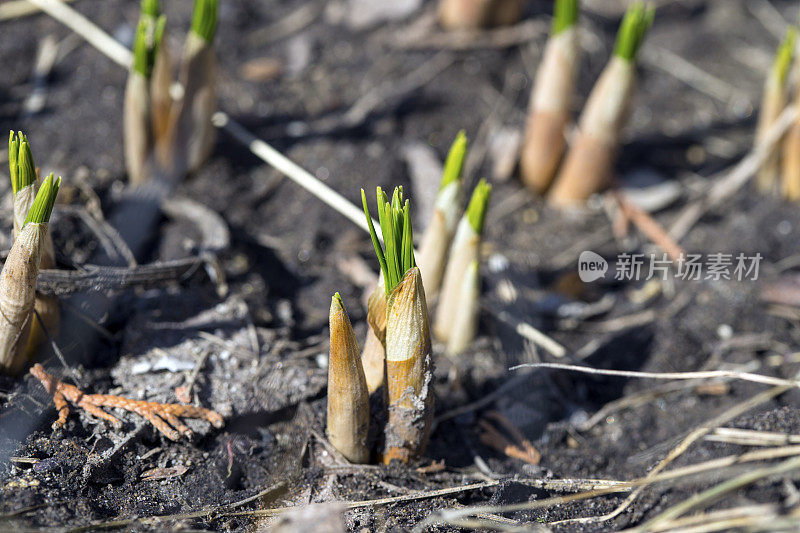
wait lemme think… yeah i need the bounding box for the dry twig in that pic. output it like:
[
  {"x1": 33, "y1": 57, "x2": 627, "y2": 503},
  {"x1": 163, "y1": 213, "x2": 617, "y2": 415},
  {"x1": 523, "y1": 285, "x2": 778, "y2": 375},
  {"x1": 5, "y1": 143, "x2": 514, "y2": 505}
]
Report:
[{"x1": 30, "y1": 364, "x2": 223, "y2": 441}]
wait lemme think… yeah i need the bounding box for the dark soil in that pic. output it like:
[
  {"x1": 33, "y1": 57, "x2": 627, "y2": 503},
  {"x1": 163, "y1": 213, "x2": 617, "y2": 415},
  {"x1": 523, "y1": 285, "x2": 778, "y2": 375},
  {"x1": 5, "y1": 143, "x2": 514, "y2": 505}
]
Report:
[{"x1": 3, "y1": 0, "x2": 800, "y2": 531}]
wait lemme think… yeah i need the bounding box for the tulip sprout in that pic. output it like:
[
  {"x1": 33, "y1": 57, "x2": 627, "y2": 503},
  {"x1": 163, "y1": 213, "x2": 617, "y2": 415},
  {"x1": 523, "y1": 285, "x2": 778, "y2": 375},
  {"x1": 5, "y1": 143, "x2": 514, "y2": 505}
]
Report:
[
  {"x1": 0, "y1": 173, "x2": 61, "y2": 375},
  {"x1": 435, "y1": 179, "x2": 491, "y2": 352},
  {"x1": 520, "y1": 0, "x2": 579, "y2": 194},
  {"x1": 417, "y1": 131, "x2": 467, "y2": 297},
  {"x1": 363, "y1": 187, "x2": 434, "y2": 464},
  {"x1": 548, "y1": 2, "x2": 654, "y2": 206},
  {"x1": 327, "y1": 293, "x2": 371, "y2": 463}
]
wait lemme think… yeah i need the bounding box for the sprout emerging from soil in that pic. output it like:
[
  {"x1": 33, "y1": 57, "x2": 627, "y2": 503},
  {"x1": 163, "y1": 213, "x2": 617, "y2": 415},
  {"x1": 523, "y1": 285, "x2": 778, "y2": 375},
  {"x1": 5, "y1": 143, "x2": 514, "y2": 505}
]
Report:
[
  {"x1": 434, "y1": 179, "x2": 491, "y2": 353},
  {"x1": 438, "y1": 0, "x2": 524, "y2": 31},
  {"x1": 124, "y1": 2, "x2": 166, "y2": 185},
  {"x1": 163, "y1": 0, "x2": 219, "y2": 176},
  {"x1": 0, "y1": 174, "x2": 61, "y2": 375},
  {"x1": 548, "y1": 2, "x2": 654, "y2": 206},
  {"x1": 520, "y1": 0, "x2": 579, "y2": 195},
  {"x1": 780, "y1": 28, "x2": 800, "y2": 199},
  {"x1": 362, "y1": 187, "x2": 434, "y2": 463},
  {"x1": 8, "y1": 132, "x2": 59, "y2": 363},
  {"x1": 417, "y1": 131, "x2": 467, "y2": 297},
  {"x1": 327, "y1": 293, "x2": 370, "y2": 464}
]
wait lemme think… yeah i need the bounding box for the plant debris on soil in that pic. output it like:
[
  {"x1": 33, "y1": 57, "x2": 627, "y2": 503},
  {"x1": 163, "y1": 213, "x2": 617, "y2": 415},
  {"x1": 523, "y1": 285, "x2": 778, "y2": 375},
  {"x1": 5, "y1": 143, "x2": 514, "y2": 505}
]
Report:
[{"x1": 4, "y1": 0, "x2": 800, "y2": 531}]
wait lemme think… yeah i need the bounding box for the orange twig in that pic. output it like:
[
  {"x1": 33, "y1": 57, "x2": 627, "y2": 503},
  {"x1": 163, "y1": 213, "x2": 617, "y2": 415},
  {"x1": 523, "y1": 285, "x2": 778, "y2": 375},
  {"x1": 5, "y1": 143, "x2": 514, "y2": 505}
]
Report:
[
  {"x1": 614, "y1": 191, "x2": 686, "y2": 263},
  {"x1": 478, "y1": 411, "x2": 541, "y2": 465},
  {"x1": 30, "y1": 363, "x2": 224, "y2": 441}
]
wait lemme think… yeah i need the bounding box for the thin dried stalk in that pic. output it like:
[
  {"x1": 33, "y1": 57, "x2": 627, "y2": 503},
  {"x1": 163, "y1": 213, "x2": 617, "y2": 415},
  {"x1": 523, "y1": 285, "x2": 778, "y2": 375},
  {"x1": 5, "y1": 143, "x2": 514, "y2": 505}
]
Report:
[
  {"x1": 520, "y1": 2, "x2": 579, "y2": 194},
  {"x1": 438, "y1": 0, "x2": 523, "y2": 31},
  {"x1": 383, "y1": 268, "x2": 434, "y2": 464},
  {"x1": 327, "y1": 294, "x2": 370, "y2": 463}
]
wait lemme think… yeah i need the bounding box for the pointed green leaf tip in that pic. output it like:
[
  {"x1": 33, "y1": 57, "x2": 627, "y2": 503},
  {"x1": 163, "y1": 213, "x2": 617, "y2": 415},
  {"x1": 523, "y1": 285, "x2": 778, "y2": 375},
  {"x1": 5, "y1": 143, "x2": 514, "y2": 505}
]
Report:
[
  {"x1": 141, "y1": 0, "x2": 161, "y2": 18},
  {"x1": 133, "y1": 14, "x2": 166, "y2": 77},
  {"x1": 773, "y1": 27, "x2": 796, "y2": 85},
  {"x1": 24, "y1": 173, "x2": 60, "y2": 226},
  {"x1": 331, "y1": 292, "x2": 344, "y2": 312},
  {"x1": 362, "y1": 186, "x2": 416, "y2": 295},
  {"x1": 613, "y1": 2, "x2": 654, "y2": 62},
  {"x1": 552, "y1": 0, "x2": 579, "y2": 36},
  {"x1": 8, "y1": 131, "x2": 36, "y2": 196},
  {"x1": 466, "y1": 179, "x2": 492, "y2": 235},
  {"x1": 440, "y1": 130, "x2": 468, "y2": 191},
  {"x1": 191, "y1": 0, "x2": 219, "y2": 42}
]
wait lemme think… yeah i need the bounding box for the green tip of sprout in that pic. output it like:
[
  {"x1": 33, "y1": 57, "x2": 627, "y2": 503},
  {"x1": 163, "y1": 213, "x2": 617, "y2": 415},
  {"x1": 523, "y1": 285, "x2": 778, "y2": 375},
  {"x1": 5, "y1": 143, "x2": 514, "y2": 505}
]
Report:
[
  {"x1": 141, "y1": 0, "x2": 161, "y2": 18},
  {"x1": 362, "y1": 186, "x2": 416, "y2": 295},
  {"x1": 23, "y1": 174, "x2": 60, "y2": 227},
  {"x1": 613, "y1": 2, "x2": 655, "y2": 62},
  {"x1": 9, "y1": 131, "x2": 19, "y2": 194},
  {"x1": 466, "y1": 179, "x2": 492, "y2": 235},
  {"x1": 440, "y1": 130, "x2": 468, "y2": 191},
  {"x1": 191, "y1": 0, "x2": 219, "y2": 42},
  {"x1": 132, "y1": 15, "x2": 166, "y2": 78},
  {"x1": 552, "y1": 0, "x2": 579, "y2": 35},
  {"x1": 9, "y1": 131, "x2": 36, "y2": 196},
  {"x1": 773, "y1": 27, "x2": 796, "y2": 85},
  {"x1": 332, "y1": 292, "x2": 343, "y2": 308}
]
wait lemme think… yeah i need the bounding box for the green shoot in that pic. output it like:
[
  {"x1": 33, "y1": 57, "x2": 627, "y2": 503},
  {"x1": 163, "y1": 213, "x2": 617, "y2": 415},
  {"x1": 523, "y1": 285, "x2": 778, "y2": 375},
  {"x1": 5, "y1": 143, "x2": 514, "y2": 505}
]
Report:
[
  {"x1": 8, "y1": 131, "x2": 36, "y2": 196},
  {"x1": 24, "y1": 174, "x2": 60, "y2": 226},
  {"x1": 9, "y1": 132, "x2": 18, "y2": 194},
  {"x1": 191, "y1": 0, "x2": 219, "y2": 42},
  {"x1": 613, "y1": 2, "x2": 655, "y2": 62},
  {"x1": 332, "y1": 291, "x2": 344, "y2": 310},
  {"x1": 440, "y1": 131, "x2": 468, "y2": 191},
  {"x1": 362, "y1": 186, "x2": 416, "y2": 295},
  {"x1": 552, "y1": 0, "x2": 579, "y2": 36},
  {"x1": 132, "y1": 15, "x2": 166, "y2": 78},
  {"x1": 466, "y1": 179, "x2": 492, "y2": 235},
  {"x1": 773, "y1": 27, "x2": 796, "y2": 85},
  {"x1": 141, "y1": 0, "x2": 161, "y2": 18}
]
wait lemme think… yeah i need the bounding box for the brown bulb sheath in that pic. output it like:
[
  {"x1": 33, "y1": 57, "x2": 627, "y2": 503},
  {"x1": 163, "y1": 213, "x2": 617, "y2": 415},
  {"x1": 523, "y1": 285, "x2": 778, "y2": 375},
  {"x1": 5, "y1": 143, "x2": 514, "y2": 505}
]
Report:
[
  {"x1": 327, "y1": 295, "x2": 370, "y2": 464},
  {"x1": 383, "y1": 268, "x2": 434, "y2": 464}
]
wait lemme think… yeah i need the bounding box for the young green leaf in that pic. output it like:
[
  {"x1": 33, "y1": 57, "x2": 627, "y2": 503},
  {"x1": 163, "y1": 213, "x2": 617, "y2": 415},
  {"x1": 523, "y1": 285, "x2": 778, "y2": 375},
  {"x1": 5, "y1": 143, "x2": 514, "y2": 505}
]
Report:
[
  {"x1": 9, "y1": 132, "x2": 36, "y2": 196},
  {"x1": 466, "y1": 179, "x2": 492, "y2": 235},
  {"x1": 552, "y1": 0, "x2": 579, "y2": 36},
  {"x1": 132, "y1": 15, "x2": 165, "y2": 78},
  {"x1": 141, "y1": 0, "x2": 161, "y2": 18},
  {"x1": 613, "y1": 2, "x2": 655, "y2": 62},
  {"x1": 8, "y1": 131, "x2": 19, "y2": 194},
  {"x1": 191, "y1": 0, "x2": 219, "y2": 42},
  {"x1": 773, "y1": 27, "x2": 797, "y2": 85},
  {"x1": 440, "y1": 131, "x2": 468, "y2": 191},
  {"x1": 362, "y1": 186, "x2": 416, "y2": 295},
  {"x1": 24, "y1": 174, "x2": 60, "y2": 226}
]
